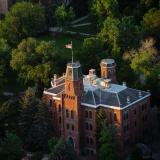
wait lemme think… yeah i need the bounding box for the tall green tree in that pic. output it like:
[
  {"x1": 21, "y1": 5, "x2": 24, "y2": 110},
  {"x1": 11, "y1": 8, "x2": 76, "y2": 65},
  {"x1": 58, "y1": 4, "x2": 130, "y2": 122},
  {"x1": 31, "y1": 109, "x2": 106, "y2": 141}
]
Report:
[
  {"x1": 143, "y1": 8, "x2": 160, "y2": 36},
  {"x1": 0, "y1": 132, "x2": 24, "y2": 160},
  {"x1": 55, "y1": 5, "x2": 75, "y2": 28},
  {"x1": 10, "y1": 38, "x2": 56, "y2": 86},
  {"x1": 91, "y1": 0, "x2": 119, "y2": 23},
  {"x1": 19, "y1": 87, "x2": 39, "y2": 140},
  {"x1": 77, "y1": 37, "x2": 105, "y2": 74},
  {"x1": 98, "y1": 120, "x2": 118, "y2": 160},
  {"x1": 27, "y1": 101, "x2": 53, "y2": 151},
  {"x1": 48, "y1": 137, "x2": 76, "y2": 160},
  {"x1": 0, "y1": 2, "x2": 47, "y2": 45},
  {"x1": 0, "y1": 39, "x2": 10, "y2": 93},
  {"x1": 0, "y1": 99, "x2": 20, "y2": 137}
]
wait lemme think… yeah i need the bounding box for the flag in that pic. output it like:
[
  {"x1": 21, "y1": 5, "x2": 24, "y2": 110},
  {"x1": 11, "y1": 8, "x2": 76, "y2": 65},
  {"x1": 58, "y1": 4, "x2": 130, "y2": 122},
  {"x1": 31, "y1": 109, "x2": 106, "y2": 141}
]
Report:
[{"x1": 65, "y1": 43, "x2": 72, "y2": 49}]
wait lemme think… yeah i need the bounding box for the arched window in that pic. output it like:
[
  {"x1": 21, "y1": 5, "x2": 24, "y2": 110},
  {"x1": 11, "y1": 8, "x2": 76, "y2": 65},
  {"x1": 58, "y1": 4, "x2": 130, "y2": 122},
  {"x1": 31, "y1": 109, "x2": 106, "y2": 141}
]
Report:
[
  {"x1": 58, "y1": 104, "x2": 61, "y2": 112},
  {"x1": 89, "y1": 111, "x2": 92, "y2": 119},
  {"x1": 72, "y1": 124, "x2": 74, "y2": 131},
  {"x1": 71, "y1": 110, "x2": 74, "y2": 119},
  {"x1": 68, "y1": 83, "x2": 70, "y2": 91},
  {"x1": 66, "y1": 109, "x2": 69, "y2": 118},
  {"x1": 85, "y1": 122, "x2": 89, "y2": 130},
  {"x1": 90, "y1": 124, "x2": 93, "y2": 131},
  {"x1": 90, "y1": 138, "x2": 93, "y2": 145},
  {"x1": 59, "y1": 116, "x2": 61, "y2": 124},
  {"x1": 114, "y1": 112, "x2": 117, "y2": 122},
  {"x1": 85, "y1": 110, "x2": 88, "y2": 118}
]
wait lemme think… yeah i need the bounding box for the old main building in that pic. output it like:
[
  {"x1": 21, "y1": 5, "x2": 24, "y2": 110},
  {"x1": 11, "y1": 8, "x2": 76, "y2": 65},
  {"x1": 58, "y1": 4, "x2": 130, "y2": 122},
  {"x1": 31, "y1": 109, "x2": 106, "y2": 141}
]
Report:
[{"x1": 43, "y1": 59, "x2": 151, "y2": 156}]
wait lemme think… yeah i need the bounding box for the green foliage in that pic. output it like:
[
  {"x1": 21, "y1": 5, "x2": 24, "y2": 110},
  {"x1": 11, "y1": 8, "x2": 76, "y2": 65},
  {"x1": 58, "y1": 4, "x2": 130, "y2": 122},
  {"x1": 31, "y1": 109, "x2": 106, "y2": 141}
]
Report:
[
  {"x1": 77, "y1": 37, "x2": 105, "y2": 73},
  {"x1": 124, "y1": 38, "x2": 159, "y2": 77},
  {"x1": 19, "y1": 87, "x2": 53, "y2": 151},
  {"x1": 99, "y1": 16, "x2": 143, "y2": 53},
  {"x1": 0, "y1": 2, "x2": 46, "y2": 45},
  {"x1": 10, "y1": 38, "x2": 56, "y2": 85},
  {"x1": 0, "y1": 39, "x2": 10, "y2": 92},
  {"x1": 0, "y1": 132, "x2": 24, "y2": 160},
  {"x1": 143, "y1": 8, "x2": 160, "y2": 36},
  {"x1": 55, "y1": 5, "x2": 75, "y2": 27},
  {"x1": 27, "y1": 101, "x2": 53, "y2": 151},
  {"x1": 91, "y1": 0, "x2": 119, "y2": 23},
  {"x1": 98, "y1": 120, "x2": 118, "y2": 160},
  {"x1": 48, "y1": 137, "x2": 76, "y2": 160},
  {"x1": 0, "y1": 99, "x2": 20, "y2": 138},
  {"x1": 130, "y1": 146, "x2": 143, "y2": 160}
]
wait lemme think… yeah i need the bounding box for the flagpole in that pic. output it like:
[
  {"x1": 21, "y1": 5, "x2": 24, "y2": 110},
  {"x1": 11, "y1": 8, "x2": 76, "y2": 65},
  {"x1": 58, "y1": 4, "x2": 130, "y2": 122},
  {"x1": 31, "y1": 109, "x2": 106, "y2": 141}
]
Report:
[{"x1": 71, "y1": 41, "x2": 74, "y2": 64}]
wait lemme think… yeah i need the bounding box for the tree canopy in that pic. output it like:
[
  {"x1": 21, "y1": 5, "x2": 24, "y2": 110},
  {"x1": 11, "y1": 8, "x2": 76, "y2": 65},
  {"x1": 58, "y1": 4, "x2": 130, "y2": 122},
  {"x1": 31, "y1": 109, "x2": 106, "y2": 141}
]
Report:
[
  {"x1": 10, "y1": 38, "x2": 56, "y2": 85},
  {"x1": 0, "y1": 2, "x2": 47, "y2": 45}
]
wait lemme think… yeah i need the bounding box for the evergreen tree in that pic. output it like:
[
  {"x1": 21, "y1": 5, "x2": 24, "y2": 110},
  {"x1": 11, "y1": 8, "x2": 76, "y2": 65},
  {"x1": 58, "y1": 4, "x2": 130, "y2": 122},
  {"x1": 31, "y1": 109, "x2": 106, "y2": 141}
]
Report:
[
  {"x1": 0, "y1": 132, "x2": 24, "y2": 160},
  {"x1": 27, "y1": 101, "x2": 53, "y2": 151}
]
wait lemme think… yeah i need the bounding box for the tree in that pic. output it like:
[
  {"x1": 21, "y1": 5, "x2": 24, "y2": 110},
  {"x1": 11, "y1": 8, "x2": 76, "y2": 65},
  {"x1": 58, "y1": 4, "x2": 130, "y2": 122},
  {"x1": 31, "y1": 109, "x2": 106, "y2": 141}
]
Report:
[
  {"x1": 96, "y1": 108, "x2": 118, "y2": 160},
  {"x1": 98, "y1": 120, "x2": 118, "y2": 160},
  {"x1": 0, "y1": 39, "x2": 10, "y2": 92},
  {"x1": 27, "y1": 101, "x2": 53, "y2": 151},
  {"x1": 19, "y1": 87, "x2": 39, "y2": 140},
  {"x1": 130, "y1": 146, "x2": 143, "y2": 160},
  {"x1": 55, "y1": 4, "x2": 75, "y2": 28},
  {"x1": 143, "y1": 8, "x2": 160, "y2": 36},
  {"x1": 0, "y1": 2, "x2": 46, "y2": 45},
  {"x1": 48, "y1": 137, "x2": 76, "y2": 160},
  {"x1": 91, "y1": 0, "x2": 119, "y2": 23},
  {"x1": 123, "y1": 38, "x2": 159, "y2": 78},
  {"x1": 0, "y1": 99, "x2": 20, "y2": 138},
  {"x1": 0, "y1": 132, "x2": 24, "y2": 160},
  {"x1": 10, "y1": 38, "x2": 56, "y2": 86},
  {"x1": 99, "y1": 16, "x2": 143, "y2": 53},
  {"x1": 77, "y1": 37, "x2": 105, "y2": 73},
  {"x1": 19, "y1": 87, "x2": 54, "y2": 151}
]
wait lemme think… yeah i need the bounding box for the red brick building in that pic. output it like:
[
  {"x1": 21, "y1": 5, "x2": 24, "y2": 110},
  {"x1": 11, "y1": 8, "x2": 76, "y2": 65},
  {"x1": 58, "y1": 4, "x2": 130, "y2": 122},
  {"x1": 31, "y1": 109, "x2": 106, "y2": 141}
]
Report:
[{"x1": 43, "y1": 59, "x2": 151, "y2": 157}]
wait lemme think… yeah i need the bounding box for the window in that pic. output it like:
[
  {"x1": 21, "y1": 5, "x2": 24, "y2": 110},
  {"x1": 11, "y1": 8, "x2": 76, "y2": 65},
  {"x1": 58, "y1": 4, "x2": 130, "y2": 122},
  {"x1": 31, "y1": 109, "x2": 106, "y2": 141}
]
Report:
[
  {"x1": 49, "y1": 99, "x2": 52, "y2": 107},
  {"x1": 85, "y1": 123, "x2": 89, "y2": 130},
  {"x1": 85, "y1": 110, "x2": 88, "y2": 118},
  {"x1": 90, "y1": 138, "x2": 93, "y2": 145},
  {"x1": 135, "y1": 121, "x2": 137, "y2": 127},
  {"x1": 71, "y1": 110, "x2": 74, "y2": 119},
  {"x1": 66, "y1": 109, "x2": 69, "y2": 118},
  {"x1": 126, "y1": 111, "x2": 128, "y2": 119},
  {"x1": 68, "y1": 83, "x2": 70, "y2": 91},
  {"x1": 89, "y1": 111, "x2": 92, "y2": 119},
  {"x1": 66, "y1": 123, "x2": 69, "y2": 130},
  {"x1": 134, "y1": 109, "x2": 136, "y2": 115},
  {"x1": 58, "y1": 104, "x2": 61, "y2": 112},
  {"x1": 72, "y1": 124, "x2": 74, "y2": 131},
  {"x1": 90, "y1": 124, "x2": 93, "y2": 131},
  {"x1": 59, "y1": 117, "x2": 61, "y2": 124},
  {"x1": 86, "y1": 137, "x2": 89, "y2": 144},
  {"x1": 114, "y1": 112, "x2": 117, "y2": 122}
]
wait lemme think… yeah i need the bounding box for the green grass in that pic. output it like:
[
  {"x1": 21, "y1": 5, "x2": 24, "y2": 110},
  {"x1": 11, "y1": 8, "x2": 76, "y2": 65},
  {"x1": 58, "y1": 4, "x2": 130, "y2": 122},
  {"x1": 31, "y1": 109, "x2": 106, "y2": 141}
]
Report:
[{"x1": 39, "y1": 34, "x2": 84, "y2": 50}]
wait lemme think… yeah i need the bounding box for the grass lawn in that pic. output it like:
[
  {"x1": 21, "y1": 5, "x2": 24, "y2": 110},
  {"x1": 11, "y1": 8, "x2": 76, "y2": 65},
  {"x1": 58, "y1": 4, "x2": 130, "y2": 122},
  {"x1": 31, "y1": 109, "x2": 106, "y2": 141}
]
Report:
[{"x1": 39, "y1": 34, "x2": 84, "y2": 50}]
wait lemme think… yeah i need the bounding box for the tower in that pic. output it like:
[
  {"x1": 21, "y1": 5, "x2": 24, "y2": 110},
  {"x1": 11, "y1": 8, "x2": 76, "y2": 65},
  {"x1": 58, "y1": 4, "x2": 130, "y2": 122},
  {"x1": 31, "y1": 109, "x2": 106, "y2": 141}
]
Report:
[
  {"x1": 65, "y1": 62, "x2": 84, "y2": 96},
  {"x1": 100, "y1": 59, "x2": 117, "y2": 83},
  {"x1": 63, "y1": 61, "x2": 84, "y2": 153}
]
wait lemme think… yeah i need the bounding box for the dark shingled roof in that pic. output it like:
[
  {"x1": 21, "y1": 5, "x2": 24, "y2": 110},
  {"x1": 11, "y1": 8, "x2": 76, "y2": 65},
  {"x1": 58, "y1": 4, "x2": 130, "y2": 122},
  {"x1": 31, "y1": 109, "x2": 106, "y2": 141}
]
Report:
[{"x1": 47, "y1": 83, "x2": 65, "y2": 94}]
